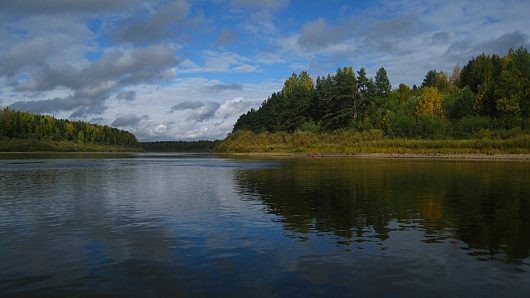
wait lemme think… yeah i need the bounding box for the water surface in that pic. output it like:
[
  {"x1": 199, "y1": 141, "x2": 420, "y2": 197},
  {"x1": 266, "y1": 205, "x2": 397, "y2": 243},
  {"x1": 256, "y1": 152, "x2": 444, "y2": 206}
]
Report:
[{"x1": 0, "y1": 153, "x2": 529, "y2": 296}]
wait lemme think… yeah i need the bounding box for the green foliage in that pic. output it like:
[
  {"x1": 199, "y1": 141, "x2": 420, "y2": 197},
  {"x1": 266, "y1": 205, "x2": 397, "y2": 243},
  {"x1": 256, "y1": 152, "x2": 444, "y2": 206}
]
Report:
[
  {"x1": 282, "y1": 71, "x2": 314, "y2": 95},
  {"x1": 388, "y1": 113, "x2": 420, "y2": 138},
  {"x1": 445, "y1": 87, "x2": 475, "y2": 119},
  {"x1": 422, "y1": 70, "x2": 450, "y2": 92},
  {"x1": 459, "y1": 48, "x2": 530, "y2": 118},
  {"x1": 375, "y1": 67, "x2": 392, "y2": 96},
  {"x1": 141, "y1": 140, "x2": 219, "y2": 152},
  {"x1": 282, "y1": 71, "x2": 315, "y2": 131},
  {"x1": 320, "y1": 67, "x2": 359, "y2": 130},
  {"x1": 0, "y1": 108, "x2": 139, "y2": 148},
  {"x1": 297, "y1": 121, "x2": 321, "y2": 133},
  {"x1": 452, "y1": 115, "x2": 493, "y2": 137},
  {"x1": 230, "y1": 47, "x2": 530, "y2": 149},
  {"x1": 0, "y1": 139, "x2": 140, "y2": 152},
  {"x1": 415, "y1": 114, "x2": 449, "y2": 138},
  {"x1": 460, "y1": 54, "x2": 497, "y2": 93},
  {"x1": 396, "y1": 83, "x2": 411, "y2": 103}
]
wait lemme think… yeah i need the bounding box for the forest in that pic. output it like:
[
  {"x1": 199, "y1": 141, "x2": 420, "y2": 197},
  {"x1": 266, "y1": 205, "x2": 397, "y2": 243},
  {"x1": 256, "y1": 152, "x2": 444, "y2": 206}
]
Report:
[
  {"x1": 0, "y1": 108, "x2": 139, "y2": 150},
  {"x1": 232, "y1": 48, "x2": 530, "y2": 139},
  {"x1": 141, "y1": 140, "x2": 219, "y2": 152}
]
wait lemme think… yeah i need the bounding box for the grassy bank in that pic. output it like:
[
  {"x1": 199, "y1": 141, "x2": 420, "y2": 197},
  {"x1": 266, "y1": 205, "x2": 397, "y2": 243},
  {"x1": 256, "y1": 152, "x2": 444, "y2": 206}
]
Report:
[
  {"x1": 0, "y1": 138, "x2": 142, "y2": 152},
  {"x1": 216, "y1": 129, "x2": 530, "y2": 154}
]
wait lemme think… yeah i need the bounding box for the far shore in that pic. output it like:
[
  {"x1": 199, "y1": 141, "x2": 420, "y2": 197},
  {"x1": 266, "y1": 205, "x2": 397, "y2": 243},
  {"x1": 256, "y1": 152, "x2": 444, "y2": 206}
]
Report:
[
  {"x1": 217, "y1": 152, "x2": 530, "y2": 161},
  {"x1": 2, "y1": 151, "x2": 530, "y2": 161}
]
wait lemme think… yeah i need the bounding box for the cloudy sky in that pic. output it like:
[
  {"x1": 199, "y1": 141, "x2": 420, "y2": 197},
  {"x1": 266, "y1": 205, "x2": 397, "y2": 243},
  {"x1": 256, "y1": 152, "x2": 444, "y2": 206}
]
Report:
[{"x1": 1, "y1": 0, "x2": 529, "y2": 140}]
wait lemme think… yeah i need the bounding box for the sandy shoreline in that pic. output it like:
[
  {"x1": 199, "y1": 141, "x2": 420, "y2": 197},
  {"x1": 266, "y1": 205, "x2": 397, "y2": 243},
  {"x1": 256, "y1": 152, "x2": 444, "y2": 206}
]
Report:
[{"x1": 218, "y1": 152, "x2": 530, "y2": 161}]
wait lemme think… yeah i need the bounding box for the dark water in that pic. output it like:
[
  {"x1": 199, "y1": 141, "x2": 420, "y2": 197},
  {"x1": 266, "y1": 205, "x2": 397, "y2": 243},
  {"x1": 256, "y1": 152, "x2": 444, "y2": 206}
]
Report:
[{"x1": 0, "y1": 153, "x2": 529, "y2": 297}]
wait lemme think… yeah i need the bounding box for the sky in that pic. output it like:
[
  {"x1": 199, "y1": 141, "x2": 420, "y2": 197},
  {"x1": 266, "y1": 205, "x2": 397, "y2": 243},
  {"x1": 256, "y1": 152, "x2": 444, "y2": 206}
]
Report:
[{"x1": 0, "y1": 0, "x2": 529, "y2": 141}]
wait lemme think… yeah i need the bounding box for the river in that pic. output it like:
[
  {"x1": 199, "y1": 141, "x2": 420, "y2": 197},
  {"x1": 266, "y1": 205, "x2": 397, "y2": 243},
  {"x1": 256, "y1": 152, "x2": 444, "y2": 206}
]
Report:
[{"x1": 0, "y1": 153, "x2": 529, "y2": 296}]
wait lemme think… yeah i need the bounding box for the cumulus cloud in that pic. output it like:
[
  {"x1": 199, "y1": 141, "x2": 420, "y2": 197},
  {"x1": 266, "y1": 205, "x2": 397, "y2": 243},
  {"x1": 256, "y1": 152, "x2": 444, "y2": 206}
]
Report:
[
  {"x1": 153, "y1": 124, "x2": 168, "y2": 134},
  {"x1": 89, "y1": 117, "x2": 107, "y2": 124},
  {"x1": 138, "y1": 78, "x2": 270, "y2": 139},
  {"x1": 70, "y1": 105, "x2": 108, "y2": 119},
  {"x1": 445, "y1": 31, "x2": 528, "y2": 62},
  {"x1": 9, "y1": 44, "x2": 180, "y2": 116},
  {"x1": 431, "y1": 32, "x2": 449, "y2": 45},
  {"x1": 206, "y1": 83, "x2": 243, "y2": 93},
  {"x1": 230, "y1": 0, "x2": 289, "y2": 11},
  {"x1": 296, "y1": 14, "x2": 428, "y2": 56},
  {"x1": 78, "y1": 44, "x2": 179, "y2": 87},
  {"x1": 170, "y1": 101, "x2": 220, "y2": 122},
  {"x1": 112, "y1": 0, "x2": 199, "y2": 45},
  {"x1": 474, "y1": 31, "x2": 528, "y2": 55},
  {"x1": 10, "y1": 96, "x2": 91, "y2": 115},
  {"x1": 187, "y1": 102, "x2": 221, "y2": 122},
  {"x1": 0, "y1": 36, "x2": 71, "y2": 77},
  {"x1": 111, "y1": 114, "x2": 148, "y2": 128},
  {"x1": 214, "y1": 98, "x2": 258, "y2": 119},
  {"x1": 178, "y1": 50, "x2": 259, "y2": 73},
  {"x1": 298, "y1": 18, "x2": 348, "y2": 50},
  {"x1": 229, "y1": 0, "x2": 288, "y2": 35},
  {"x1": 215, "y1": 29, "x2": 236, "y2": 47},
  {"x1": 170, "y1": 101, "x2": 204, "y2": 112},
  {"x1": 116, "y1": 90, "x2": 136, "y2": 101},
  {"x1": 0, "y1": 16, "x2": 95, "y2": 78},
  {"x1": 364, "y1": 14, "x2": 426, "y2": 40},
  {"x1": 0, "y1": 0, "x2": 139, "y2": 15},
  {"x1": 275, "y1": 0, "x2": 530, "y2": 87},
  {"x1": 167, "y1": 95, "x2": 262, "y2": 127}
]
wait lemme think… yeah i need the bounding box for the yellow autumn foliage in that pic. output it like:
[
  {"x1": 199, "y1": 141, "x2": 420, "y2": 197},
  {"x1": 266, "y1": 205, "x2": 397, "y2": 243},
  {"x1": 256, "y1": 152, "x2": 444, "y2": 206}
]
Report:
[{"x1": 416, "y1": 87, "x2": 444, "y2": 117}]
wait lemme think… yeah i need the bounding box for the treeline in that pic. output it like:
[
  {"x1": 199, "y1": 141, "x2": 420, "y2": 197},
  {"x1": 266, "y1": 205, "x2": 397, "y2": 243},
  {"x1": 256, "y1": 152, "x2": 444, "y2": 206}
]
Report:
[
  {"x1": 140, "y1": 140, "x2": 219, "y2": 152},
  {"x1": 0, "y1": 108, "x2": 138, "y2": 147},
  {"x1": 233, "y1": 47, "x2": 530, "y2": 138}
]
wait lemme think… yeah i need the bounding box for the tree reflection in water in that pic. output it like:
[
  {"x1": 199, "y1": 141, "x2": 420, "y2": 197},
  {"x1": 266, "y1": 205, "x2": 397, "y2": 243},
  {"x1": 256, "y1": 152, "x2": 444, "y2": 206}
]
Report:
[{"x1": 234, "y1": 159, "x2": 530, "y2": 263}]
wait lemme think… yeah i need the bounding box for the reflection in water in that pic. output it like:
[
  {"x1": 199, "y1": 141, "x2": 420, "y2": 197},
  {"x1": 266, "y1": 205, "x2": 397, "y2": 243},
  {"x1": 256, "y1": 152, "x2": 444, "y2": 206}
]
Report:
[
  {"x1": 234, "y1": 159, "x2": 530, "y2": 262},
  {"x1": 0, "y1": 155, "x2": 529, "y2": 296}
]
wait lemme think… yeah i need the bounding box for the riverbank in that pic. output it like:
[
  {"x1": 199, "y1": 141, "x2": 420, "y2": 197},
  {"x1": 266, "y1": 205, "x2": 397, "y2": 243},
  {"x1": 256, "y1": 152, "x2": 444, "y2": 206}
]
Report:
[
  {"x1": 219, "y1": 152, "x2": 530, "y2": 161},
  {"x1": 0, "y1": 139, "x2": 141, "y2": 152},
  {"x1": 215, "y1": 130, "x2": 530, "y2": 156}
]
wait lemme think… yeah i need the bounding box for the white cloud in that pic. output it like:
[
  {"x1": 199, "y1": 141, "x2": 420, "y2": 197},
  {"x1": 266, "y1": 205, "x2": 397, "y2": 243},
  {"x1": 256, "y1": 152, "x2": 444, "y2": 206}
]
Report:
[
  {"x1": 272, "y1": 0, "x2": 530, "y2": 86},
  {"x1": 178, "y1": 50, "x2": 260, "y2": 74},
  {"x1": 230, "y1": 0, "x2": 289, "y2": 11},
  {"x1": 154, "y1": 124, "x2": 168, "y2": 134},
  {"x1": 0, "y1": 15, "x2": 96, "y2": 76},
  {"x1": 89, "y1": 77, "x2": 282, "y2": 140}
]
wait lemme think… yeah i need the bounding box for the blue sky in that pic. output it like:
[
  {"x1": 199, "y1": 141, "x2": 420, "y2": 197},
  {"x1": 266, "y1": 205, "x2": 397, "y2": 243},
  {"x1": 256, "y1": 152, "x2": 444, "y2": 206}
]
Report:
[{"x1": 1, "y1": 0, "x2": 529, "y2": 140}]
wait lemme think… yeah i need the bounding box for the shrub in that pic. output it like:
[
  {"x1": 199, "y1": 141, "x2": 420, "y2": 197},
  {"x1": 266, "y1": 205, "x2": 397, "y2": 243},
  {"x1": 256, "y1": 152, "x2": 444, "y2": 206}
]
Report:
[
  {"x1": 452, "y1": 115, "x2": 493, "y2": 137},
  {"x1": 416, "y1": 115, "x2": 449, "y2": 138},
  {"x1": 390, "y1": 113, "x2": 419, "y2": 138},
  {"x1": 297, "y1": 121, "x2": 321, "y2": 133},
  {"x1": 445, "y1": 87, "x2": 475, "y2": 119}
]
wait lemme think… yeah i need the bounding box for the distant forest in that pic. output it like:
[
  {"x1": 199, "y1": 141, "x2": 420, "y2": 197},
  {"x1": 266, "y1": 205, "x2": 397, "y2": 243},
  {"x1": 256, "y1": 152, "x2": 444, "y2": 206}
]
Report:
[
  {"x1": 141, "y1": 140, "x2": 219, "y2": 152},
  {"x1": 0, "y1": 108, "x2": 138, "y2": 147},
  {"x1": 233, "y1": 47, "x2": 530, "y2": 138}
]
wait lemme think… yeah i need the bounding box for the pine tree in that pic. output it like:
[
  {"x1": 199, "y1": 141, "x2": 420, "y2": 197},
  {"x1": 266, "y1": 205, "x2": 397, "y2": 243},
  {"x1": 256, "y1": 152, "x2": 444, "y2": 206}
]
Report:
[
  {"x1": 357, "y1": 67, "x2": 370, "y2": 97},
  {"x1": 375, "y1": 67, "x2": 391, "y2": 96}
]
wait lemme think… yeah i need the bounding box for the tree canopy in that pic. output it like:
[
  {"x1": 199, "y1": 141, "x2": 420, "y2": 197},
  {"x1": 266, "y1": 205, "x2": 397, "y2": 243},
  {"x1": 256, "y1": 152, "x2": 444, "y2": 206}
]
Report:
[
  {"x1": 0, "y1": 108, "x2": 138, "y2": 147},
  {"x1": 233, "y1": 47, "x2": 530, "y2": 138}
]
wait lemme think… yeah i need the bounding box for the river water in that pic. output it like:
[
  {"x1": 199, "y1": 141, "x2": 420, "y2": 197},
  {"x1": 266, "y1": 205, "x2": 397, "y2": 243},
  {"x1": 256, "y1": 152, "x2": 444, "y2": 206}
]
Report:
[{"x1": 0, "y1": 153, "x2": 529, "y2": 296}]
